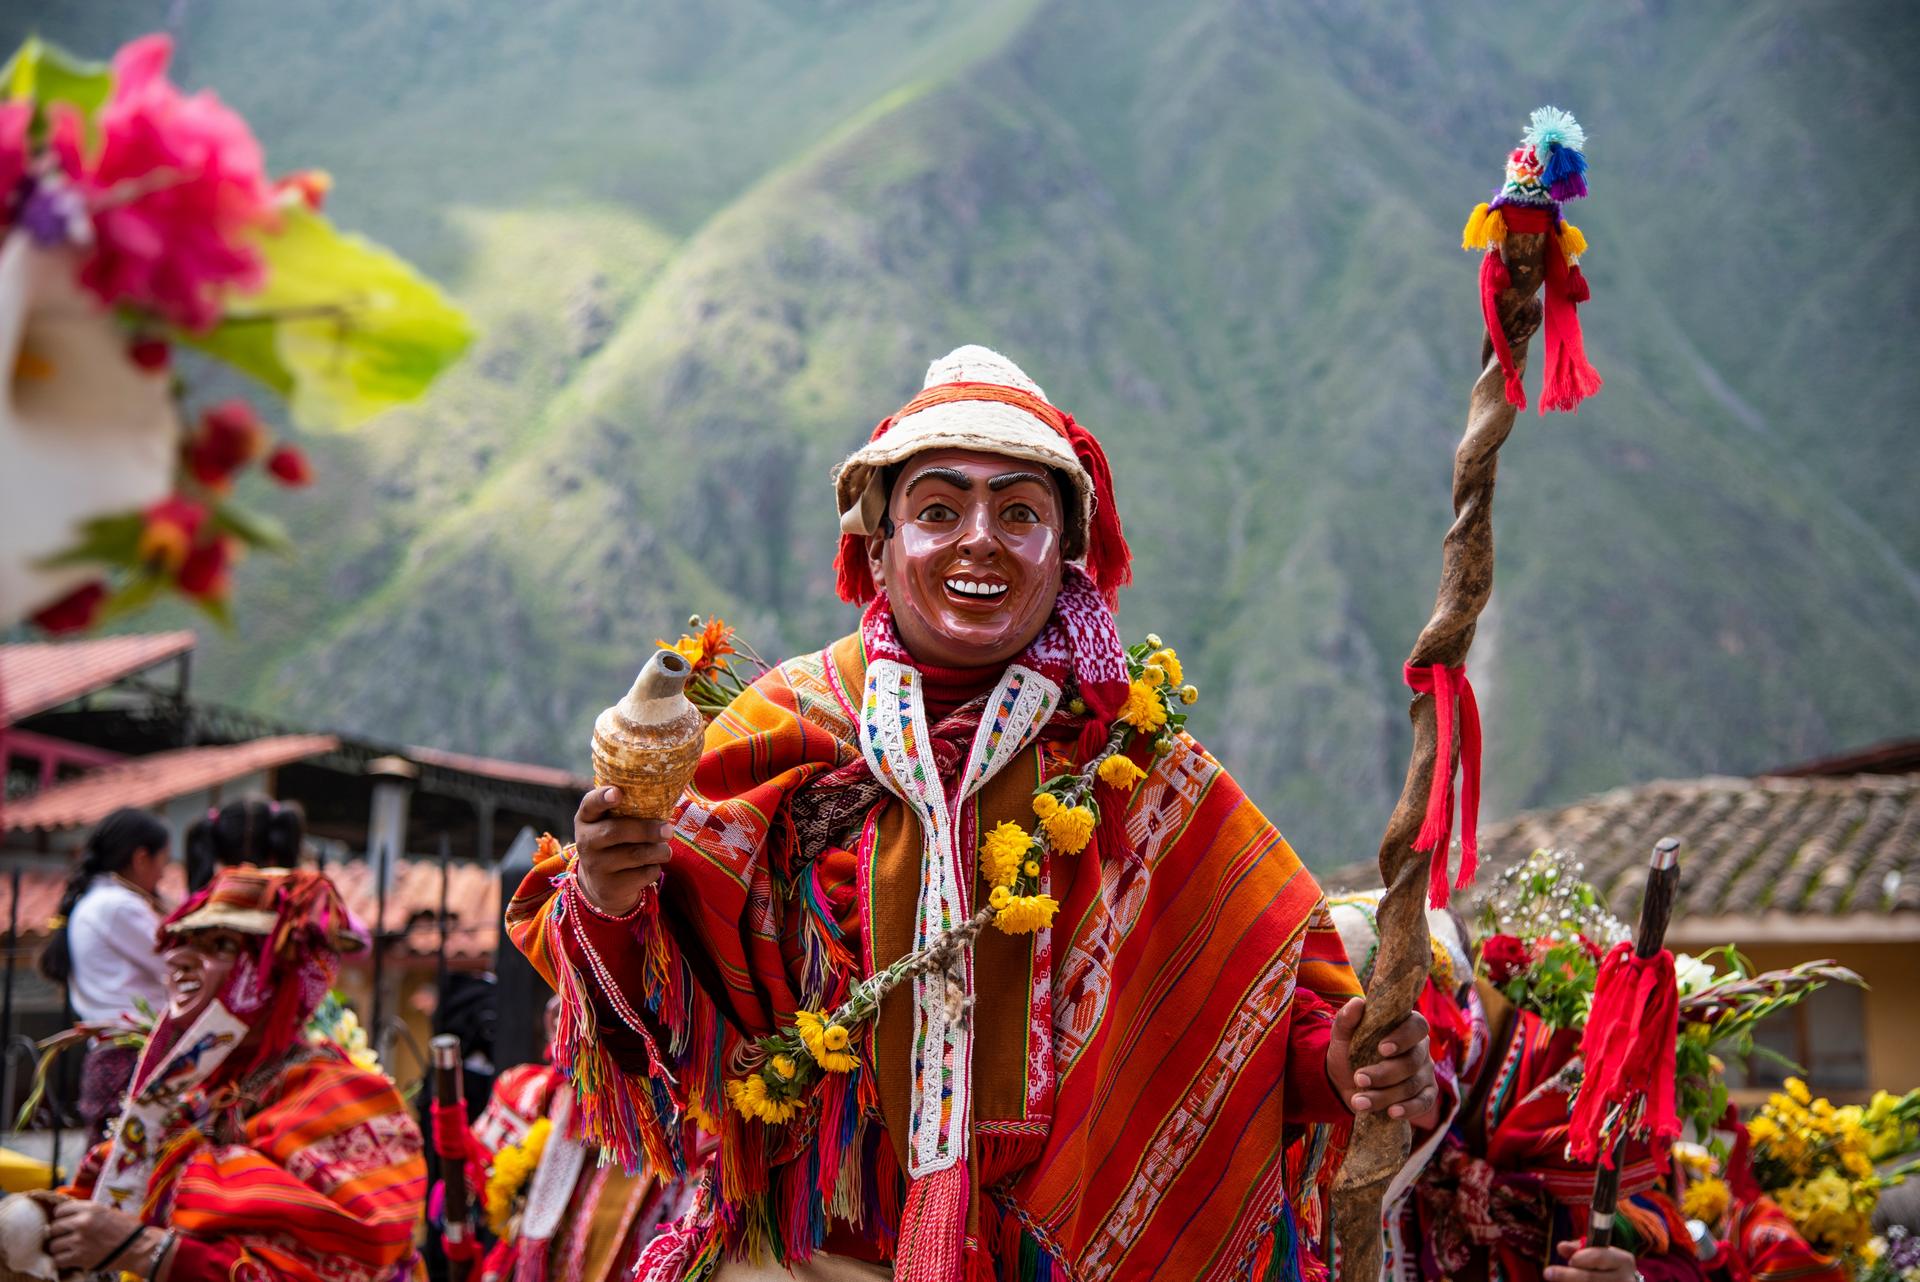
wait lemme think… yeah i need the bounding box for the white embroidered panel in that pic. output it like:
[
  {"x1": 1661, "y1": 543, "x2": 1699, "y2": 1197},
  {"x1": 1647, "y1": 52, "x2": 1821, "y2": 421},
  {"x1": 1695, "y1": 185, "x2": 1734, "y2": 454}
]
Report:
[{"x1": 857, "y1": 660, "x2": 1057, "y2": 1177}]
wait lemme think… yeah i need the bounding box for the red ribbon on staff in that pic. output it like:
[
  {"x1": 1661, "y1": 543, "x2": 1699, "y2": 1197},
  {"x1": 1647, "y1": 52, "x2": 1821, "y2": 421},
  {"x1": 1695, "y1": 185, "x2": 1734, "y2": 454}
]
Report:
[
  {"x1": 1404, "y1": 662, "x2": 1482, "y2": 907},
  {"x1": 429, "y1": 1100, "x2": 483, "y2": 1264}
]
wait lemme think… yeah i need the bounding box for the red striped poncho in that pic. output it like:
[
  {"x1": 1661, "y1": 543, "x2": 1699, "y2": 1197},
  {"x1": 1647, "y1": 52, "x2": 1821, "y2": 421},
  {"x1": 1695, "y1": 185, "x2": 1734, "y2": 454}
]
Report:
[
  {"x1": 509, "y1": 633, "x2": 1359, "y2": 1281},
  {"x1": 71, "y1": 1046, "x2": 427, "y2": 1282}
]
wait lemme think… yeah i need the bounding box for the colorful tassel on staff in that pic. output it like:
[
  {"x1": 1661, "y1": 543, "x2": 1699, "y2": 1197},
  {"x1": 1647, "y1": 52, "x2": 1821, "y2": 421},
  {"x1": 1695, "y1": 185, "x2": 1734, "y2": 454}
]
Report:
[
  {"x1": 1569, "y1": 941, "x2": 1681, "y2": 1168},
  {"x1": 1462, "y1": 106, "x2": 1602, "y2": 415},
  {"x1": 1404, "y1": 662, "x2": 1482, "y2": 907}
]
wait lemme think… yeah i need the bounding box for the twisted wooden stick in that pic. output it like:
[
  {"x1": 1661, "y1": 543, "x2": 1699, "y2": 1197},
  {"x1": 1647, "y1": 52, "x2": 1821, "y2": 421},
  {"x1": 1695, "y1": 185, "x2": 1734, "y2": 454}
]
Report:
[{"x1": 1330, "y1": 231, "x2": 1549, "y2": 1281}]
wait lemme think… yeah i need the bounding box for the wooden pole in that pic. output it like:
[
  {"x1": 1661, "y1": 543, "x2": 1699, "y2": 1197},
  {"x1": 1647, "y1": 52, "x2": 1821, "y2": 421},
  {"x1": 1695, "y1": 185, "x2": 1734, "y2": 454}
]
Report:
[
  {"x1": 1586, "y1": 838, "x2": 1682, "y2": 1249},
  {"x1": 431, "y1": 1033, "x2": 473, "y2": 1254},
  {"x1": 1331, "y1": 230, "x2": 1551, "y2": 1282}
]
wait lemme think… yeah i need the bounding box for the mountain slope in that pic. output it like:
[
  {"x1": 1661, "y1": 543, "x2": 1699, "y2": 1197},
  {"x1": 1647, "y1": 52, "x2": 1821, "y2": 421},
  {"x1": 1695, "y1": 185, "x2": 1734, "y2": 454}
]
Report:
[{"x1": 10, "y1": 0, "x2": 1916, "y2": 868}]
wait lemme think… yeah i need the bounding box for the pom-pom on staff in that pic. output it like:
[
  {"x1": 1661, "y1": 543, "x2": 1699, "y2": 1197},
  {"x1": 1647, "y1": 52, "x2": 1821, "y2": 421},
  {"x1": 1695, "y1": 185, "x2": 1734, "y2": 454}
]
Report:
[
  {"x1": 1331, "y1": 106, "x2": 1604, "y2": 1282},
  {"x1": 1461, "y1": 107, "x2": 1603, "y2": 414},
  {"x1": 1574, "y1": 838, "x2": 1684, "y2": 1249}
]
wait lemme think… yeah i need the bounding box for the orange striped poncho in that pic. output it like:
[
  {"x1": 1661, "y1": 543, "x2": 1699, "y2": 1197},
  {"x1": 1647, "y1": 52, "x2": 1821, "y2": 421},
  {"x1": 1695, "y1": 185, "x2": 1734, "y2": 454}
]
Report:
[
  {"x1": 509, "y1": 632, "x2": 1359, "y2": 1281},
  {"x1": 71, "y1": 1046, "x2": 427, "y2": 1282}
]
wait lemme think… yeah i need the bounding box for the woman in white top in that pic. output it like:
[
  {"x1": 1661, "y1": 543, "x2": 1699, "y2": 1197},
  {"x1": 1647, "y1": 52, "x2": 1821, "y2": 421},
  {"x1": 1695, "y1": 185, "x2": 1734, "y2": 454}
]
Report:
[{"x1": 39, "y1": 808, "x2": 172, "y2": 1136}]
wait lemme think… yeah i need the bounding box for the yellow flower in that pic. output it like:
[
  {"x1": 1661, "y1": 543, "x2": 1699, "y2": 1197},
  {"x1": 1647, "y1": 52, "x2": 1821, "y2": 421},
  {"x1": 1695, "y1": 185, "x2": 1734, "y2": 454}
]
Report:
[
  {"x1": 686, "y1": 1096, "x2": 720, "y2": 1135},
  {"x1": 769, "y1": 1054, "x2": 797, "y2": 1082},
  {"x1": 1147, "y1": 648, "x2": 1183, "y2": 685},
  {"x1": 1748, "y1": 1115, "x2": 1780, "y2": 1145},
  {"x1": 725, "y1": 1073, "x2": 801, "y2": 1125},
  {"x1": 1042, "y1": 805, "x2": 1096, "y2": 855},
  {"x1": 1786, "y1": 1077, "x2": 1812, "y2": 1106},
  {"x1": 979, "y1": 821, "x2": 1031, "y2": 888},
  {"x1": 994, "y1": 893, "x2": 1060, "y2": 934},
  {"x1": 1096, "y1": 754, "x2": 1148, "y2": 791},
  {"x1": 1119, "y1": 679, "x2": 1169, "y2": 733},
  {"x1": 1144, "y1": 633, "x2": 1163, "y2": 649},
  {"x1": 1179, "y1": 685, "x2": 1199, "y2": 705},
  {"x1": 1683, "y1": 1175, "x2": 1730, "y2": 1225},
  {"x1": 1031, "y1": 792, "x2": 1061, "y2": 820},
  {"x1": 1142, "y1": 665, "x2": 1167, "y2": 688},
  {"x1": 484, "y1": 1117, "x2": 553, "y2": 1235},
  {"x1": 665, "y1": 635, "x2": 706, "y2": 668},
  {"x1": 989, "y1": 885, "x2": 1011, "y2": 909},
  {"x1": 795, "y1": 1010, "x2": 859, "y2": 1073},
  {"x1": 1023, "y1": 860, "x2": 1040, "y2": 878}
]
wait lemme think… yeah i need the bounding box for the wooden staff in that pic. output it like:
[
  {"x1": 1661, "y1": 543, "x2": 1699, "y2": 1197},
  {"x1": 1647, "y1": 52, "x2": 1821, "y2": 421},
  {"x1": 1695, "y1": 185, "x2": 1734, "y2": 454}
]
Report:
[
  {"x1": 431, "y1": 1033, "x2": 475, "y2": 1254},
  {"x1": 1330, "y1": 229, "x2": 1551, "y2": 1281},
  {"x1": 1586, "y1": 837, "x2": 1681, "y2": 1249}
]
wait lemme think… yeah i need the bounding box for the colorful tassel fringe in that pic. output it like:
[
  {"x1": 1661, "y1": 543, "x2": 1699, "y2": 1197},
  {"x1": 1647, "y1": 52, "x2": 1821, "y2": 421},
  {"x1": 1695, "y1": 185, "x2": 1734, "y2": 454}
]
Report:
[
  {"x1": 1467, "y1": 204, "x2": 1602, "y2": 414},
  {"x1": 1569, "y1": 942, "x2": 1681, "y2": 1169},
  {"x1": 1461, "y1": 202, "x2": 1508, "y2": 252},
  {"x1": 895, "y1": 1163, "x2": 968, "y2": 1282}
]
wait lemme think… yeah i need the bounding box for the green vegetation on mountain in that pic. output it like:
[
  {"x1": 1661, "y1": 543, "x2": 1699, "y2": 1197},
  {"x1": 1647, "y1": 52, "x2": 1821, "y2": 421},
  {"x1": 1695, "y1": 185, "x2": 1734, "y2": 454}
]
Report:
[{"x1": 12, "y1": 0, "x2": 1916, "y2": 867}]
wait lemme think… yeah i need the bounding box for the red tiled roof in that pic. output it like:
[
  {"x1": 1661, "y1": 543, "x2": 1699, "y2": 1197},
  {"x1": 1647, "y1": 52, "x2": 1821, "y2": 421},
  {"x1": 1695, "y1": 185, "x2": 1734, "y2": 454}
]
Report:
[
  {"x1": 0, "y1": 857, "x2": 501, "y2": 962},
  {"x1": 4, "y1": 736, "x2": 340, "y2": 833},
  {"x1": 1473, "y1": 773, "x2": 1920, "y2": 919},
  {"x1": 0, "y1": 632, "x2": 196, "y2": 724},
  {"x1": 1769, "y1": 739, "x2": 1920, "y2": 779},
  {"x1": 408, "y1": 744, "x2": 590, "y2": 793},
  {"x1": 324, "y1": 856, "x2": 502, "y2": 960}
]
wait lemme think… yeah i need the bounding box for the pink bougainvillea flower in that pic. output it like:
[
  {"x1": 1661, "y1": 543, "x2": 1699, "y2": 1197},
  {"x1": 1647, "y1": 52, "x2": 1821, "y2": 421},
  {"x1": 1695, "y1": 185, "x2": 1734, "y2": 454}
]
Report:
[
  {"x1": 0, "y1": 101, "x2": 29, "y2": 221},
  {"x1": 176, "y1": 534, "x2": 234, "y2": 602},
  {"x1": 265, "y1": 443, "x2": 313, "y2": 487},
  {"x1": 185, "y1": 398, "x2": 267, "y2": 489},
  {"x1": 127, "y1": 336, "x2": 172, "y2": 370},
  {"x1": 50, "y1": 34, "x2": 277, "y2": 331},
  {"x1": 30, "y1": 580, "x2": 109, "y2": 634}
]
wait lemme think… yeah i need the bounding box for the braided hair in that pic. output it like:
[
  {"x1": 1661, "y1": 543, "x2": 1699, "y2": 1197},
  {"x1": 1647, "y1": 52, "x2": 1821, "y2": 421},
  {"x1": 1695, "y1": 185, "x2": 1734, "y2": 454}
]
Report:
[
  {"x1": 39, "y1": 808, "x2": 170, "y2": 984},
  {"x1": 185, "y1": 795, "x2": 305, "y2": 892}
]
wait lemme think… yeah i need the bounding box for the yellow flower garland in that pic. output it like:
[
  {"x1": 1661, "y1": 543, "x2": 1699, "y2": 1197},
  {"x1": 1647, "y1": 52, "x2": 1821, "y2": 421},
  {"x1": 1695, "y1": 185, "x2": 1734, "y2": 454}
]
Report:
[
  {"x1": 484, "y1": 1117, "x2": 552, "y2": 1237},
  {"x1": 1119, "y1": 679, "x2": 1168, "y2": 732},
  {"x1": 723, "y1": 627, "x2": 1199, "y2": 1127},
  {"x1": 1096, "y1": 754, "x2": 1147, "y2": 791},
  {"x1": 979, "y1": 821, "x2": 1029, "y2": 888},
  {"x1": 1682, "y1": 1174, "x2": 1730, "y2": 1224},
  {"x1": 1039, "y1": 804, "x2": 1095, "y2": 855},
  {"x1": 795, "y1": 1010, "x2": 858, "y2": 1073},
  {"x1": 725, "y1": 1073, "x2": 801, "y2": 1125}
]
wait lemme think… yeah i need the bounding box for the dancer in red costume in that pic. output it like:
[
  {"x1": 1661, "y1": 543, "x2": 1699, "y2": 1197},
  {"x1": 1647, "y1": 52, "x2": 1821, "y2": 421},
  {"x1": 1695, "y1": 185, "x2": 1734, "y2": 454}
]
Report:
[{"x1": 508, "y1": 346, "x2": 1438, "y2": 1281}]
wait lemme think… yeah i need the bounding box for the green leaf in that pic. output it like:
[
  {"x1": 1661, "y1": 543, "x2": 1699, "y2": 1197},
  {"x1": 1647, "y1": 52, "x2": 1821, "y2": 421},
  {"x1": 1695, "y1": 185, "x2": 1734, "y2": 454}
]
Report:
[
  {"x1": 2, "y1": 36, "x2": 112, "y2": 117},
  {"x1": 34, "y1": 512, "x2": 146, "y2": 570},
  {"x1": 212, "y1": 500, "x2": 292, "y2": 553},
  {"x1": 182, "y1": 206, "x2": 473, "y2": 429},
  {"x1": 96, "y1": 571, "x2": 167, "y2": 623},
  {"x1": 188, "y1": 590, "x2": 235, "y2": 632}
]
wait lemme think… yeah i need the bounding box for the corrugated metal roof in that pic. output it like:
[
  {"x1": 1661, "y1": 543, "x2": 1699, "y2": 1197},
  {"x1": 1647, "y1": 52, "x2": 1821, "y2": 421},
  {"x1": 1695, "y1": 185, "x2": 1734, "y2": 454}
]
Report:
[
  {"x1": 0, "y1": 632, "x2": 196, "y2": 724},
  {"x1": 3, "y1": 736, "x2": 339, "y2": 832}
]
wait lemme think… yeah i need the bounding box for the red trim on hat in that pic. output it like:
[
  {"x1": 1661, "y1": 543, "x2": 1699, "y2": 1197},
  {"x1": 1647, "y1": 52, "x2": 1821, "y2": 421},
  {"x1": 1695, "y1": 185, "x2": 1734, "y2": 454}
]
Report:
[
  {"x1": 891, "y1": 381, "x2": 1073, "y2": 437},
  {"x1": 833, "y1": 382, "x2": 1133, "y2": 605}
]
